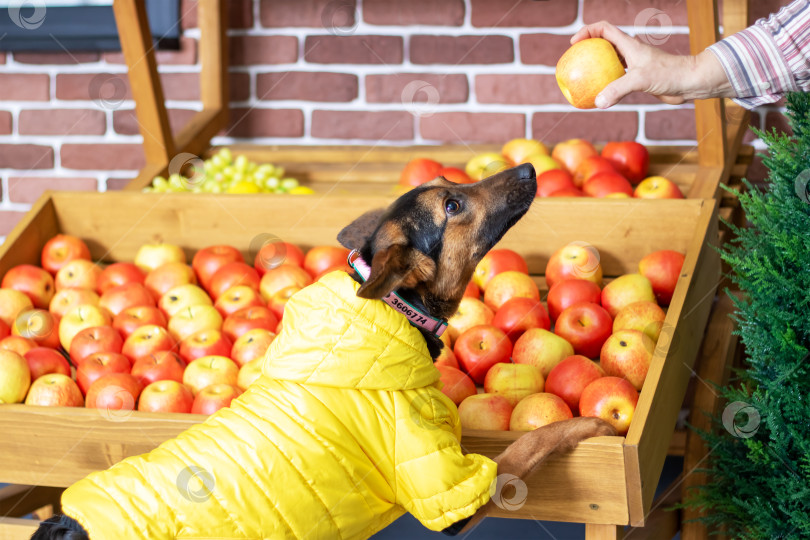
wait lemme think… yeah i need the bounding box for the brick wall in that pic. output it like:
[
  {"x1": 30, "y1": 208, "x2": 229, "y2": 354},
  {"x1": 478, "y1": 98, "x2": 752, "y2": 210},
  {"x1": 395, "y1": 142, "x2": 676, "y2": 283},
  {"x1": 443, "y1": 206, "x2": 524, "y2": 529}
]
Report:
[{"x1": 0, "y1": 0, "x2": 794, "y2": 236}]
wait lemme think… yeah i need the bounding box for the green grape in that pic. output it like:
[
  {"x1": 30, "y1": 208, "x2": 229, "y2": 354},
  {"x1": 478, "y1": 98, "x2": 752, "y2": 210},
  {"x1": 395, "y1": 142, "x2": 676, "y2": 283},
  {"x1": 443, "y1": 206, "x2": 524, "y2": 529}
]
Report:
[
  {"x1": 253, "y1": 170, "x2": 269, "y2": 183},
  {"x1": 222, "y1": 166, "x2": 236, "y2": 179},
  {"x1": 153, "y1": 176, "x2": 169, "y2": 190},
  {"x1": 265, "y1": 177, "x2": 280, "y2": 190},
  {"x1": 234, "y1": 155, "x2": 249, "y2": 172},
  {"x1": 232, "y1": 172, "x2": 246, "y2": 184},
  {"x1": 274, "y1": 166, "x2": 285, "y2": 178},
  {"x1": 209, "y1": 155, "x2": 225, "y2": 170},
  {"x1": 142, "y1": 186, "x2": 154, "y2": 193},
  {"x1": 168, "y1": 174, "x2": 185, "y2": 190},
  {"x1": 210, "y1": 184, "x2": 223, "y2": 194},
  {"x1": 281, "y1": 178, "x2": 299, "y2": 190},
  {"x1": 257, "y1": 164, "x2": 275, "y2": 177},
  {"x1": 202, "y1": 179, "x2": 218, "y2": 192},
  {"x1": 218, "y1": 147, "x2": 233, "y2": 163}
]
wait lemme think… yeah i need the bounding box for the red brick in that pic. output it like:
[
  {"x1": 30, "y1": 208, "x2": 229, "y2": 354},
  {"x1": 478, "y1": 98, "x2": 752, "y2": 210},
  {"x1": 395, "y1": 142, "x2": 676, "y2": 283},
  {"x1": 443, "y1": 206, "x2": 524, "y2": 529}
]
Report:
[
  {"x1": 104, "y1": 37, "x2": 198, "y2": 65},
  {"x1": 8, "y1": 177, "x2": 98, "y2": 204},
  {"x1": 411, "y1": 35, "x2": 513, "y2": 65},
  {"x1": 13, "y1": 52, "x2": 99, "y2": 64},
  {"x1": 420, "y1": 113, "x2": 524, "y2": 143},
  {"x1": 765, "y1": 110, "x2": 791, "y2": 135},
  {"x1": 364, "y1": 0, "x2": 464, "y2": 26},
  {"x1": 226, "y1": 108, "x2": 304, "y2": 138},
  {"x1": 471, "y1": 0, "x2": 576, "y2": 27},
  {"x1": 476, "y1": 74, "x2": 566, "y2": 105},
  {"x1": 0, "y1": 53, "x2": 5, "y2": 64},
  {"x1": 531, "y1": 112, "x2": 639, "y2": 144},
  {"x1": 583, "y1": 0, "x2": 687, "y2": 26},
  {"x1": 19, "y1": 109, "x2": 106, "y2": 136},
  {"x1": 160, "y1": 73, "x2": 200, "y2": 101},
  {"x1": 743, "y1": 113, "x2": 761, "y2": 144},
  {"x1": 656, "y1": 33, "x2": 691, "y2": 55},
  {"x1": 645, "y1": 109, "x2": 696, "y2": 140},
  {"x1": 620, "y1": 92, "x2": 666, "y2": 105},
  {"x1": 105, "y1": 178, "x2": 134, "y2": 191},
  {"x1": 113, "y1": 109, "x2": 198, "y2": 136},
  {"x1": 750, "y1": 0, "x2": 793, "y2": 24},
  {"x1": 229, "y1": 72, "x2": 251, "y2": 102},
  {"x1": 305, "y1": 35, "x2": 403, "y2": 64},
  {"x1": 366, "y1": 73, "x2": 468, "y2": 103},
  {"x1": 181, "y1": 0, "x2": 253, "y2": 29},
  {"x1": 520, "y1": 34, "x2": 574, "y2": 66},
  {"x1": 0, "y1": 74, "x2": 49, "y2": 101},
  {"x1": 56, "y1": 73, "x2": 131, "y2": 101},
  {"x1": 0, "y1": 145, "x2": 54, "y2": 170},
  {"x1": 312, "y1": 110, "x2": 413, "y2": 140},
  {"x1": 0, "y1": 111, "x2": 11, "y2": 135},
  {"x1": 229, "y1": 36, "x2": 298, "y2": 66},
  {"x1": 260, "y1": 0, "x2": 356, "y2": 28},
  {"x1": 256, "y1": 72, "x2": 357, "y2": 102},
  {"x1": 0, "y1": 211, "x2": 28, "y2": 236},
  {"x1": 61, "y1": 144, "x2": 145, "y2": 171}
]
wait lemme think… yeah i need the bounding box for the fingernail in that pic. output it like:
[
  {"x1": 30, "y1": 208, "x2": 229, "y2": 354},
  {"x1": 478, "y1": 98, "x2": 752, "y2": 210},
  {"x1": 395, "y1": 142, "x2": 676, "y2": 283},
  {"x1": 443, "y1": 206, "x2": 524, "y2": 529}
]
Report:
[{"x1": 594, "y1": 95, "x2": 607, "y2": 109}]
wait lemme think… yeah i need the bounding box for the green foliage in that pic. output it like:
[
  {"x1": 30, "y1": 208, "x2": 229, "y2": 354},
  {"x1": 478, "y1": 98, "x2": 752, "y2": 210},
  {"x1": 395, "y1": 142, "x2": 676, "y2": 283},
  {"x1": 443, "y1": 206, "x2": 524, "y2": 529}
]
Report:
[{"x1": 686, "y1": 93, "x2": 810, "y2": 538}]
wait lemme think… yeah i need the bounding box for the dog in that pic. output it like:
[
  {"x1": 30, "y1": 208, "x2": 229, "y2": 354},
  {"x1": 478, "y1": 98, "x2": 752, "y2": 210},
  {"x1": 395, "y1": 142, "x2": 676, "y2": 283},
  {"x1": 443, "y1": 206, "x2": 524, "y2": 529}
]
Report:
[{"x1": 31, "y1": 163, "x2": 614, "y2": 539}]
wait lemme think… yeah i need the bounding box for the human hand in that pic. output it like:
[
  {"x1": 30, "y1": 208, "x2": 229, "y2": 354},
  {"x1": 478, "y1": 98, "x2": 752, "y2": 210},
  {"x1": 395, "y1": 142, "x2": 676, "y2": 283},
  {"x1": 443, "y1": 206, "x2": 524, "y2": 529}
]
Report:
[{"x1": 570, "y1": 21, "x2": 732, "y2": 108}]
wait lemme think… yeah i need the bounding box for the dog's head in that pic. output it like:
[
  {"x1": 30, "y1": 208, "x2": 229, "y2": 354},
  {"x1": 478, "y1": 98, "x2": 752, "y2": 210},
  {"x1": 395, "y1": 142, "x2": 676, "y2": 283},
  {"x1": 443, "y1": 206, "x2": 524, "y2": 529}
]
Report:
[{"x1": 338, "y1": 163, "x2": 536, "y2": 320}]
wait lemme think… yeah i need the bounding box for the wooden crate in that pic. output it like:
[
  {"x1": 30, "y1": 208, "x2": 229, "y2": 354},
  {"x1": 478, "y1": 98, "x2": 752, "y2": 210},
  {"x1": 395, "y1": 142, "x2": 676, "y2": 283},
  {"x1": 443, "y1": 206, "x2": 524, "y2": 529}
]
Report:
[{"x1": 0, "y1": 192, "x2": 719, "y2": 538}]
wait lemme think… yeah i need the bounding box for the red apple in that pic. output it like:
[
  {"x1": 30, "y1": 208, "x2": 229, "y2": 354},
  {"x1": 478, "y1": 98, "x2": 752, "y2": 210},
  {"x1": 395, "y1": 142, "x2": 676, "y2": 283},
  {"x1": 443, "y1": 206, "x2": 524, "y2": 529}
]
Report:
[
  {"x1": 69, "y1": 325, "x2": 124, "y2": 368},
  {"x1": 633, "y1": 176, "x2": 684, "y2": 199},
  {"x1": 85, "y1": 373, "x2": 143, "y2": 415},
  {"x1": 134, "y1": 243, "x2": 187, "y2": 274},
  {"x1": 137, "y1": 380, "x2": 194, "y2": 413},
  {"x1": 303, "y1": 246, "x2": 351, "y2": 280},
  {"x1": 546, "y1": 279, "x2": 602, "y2": 322},
  {"x1": 509, "y1": 392, "x2": 573, "y2": 431},
  {"x1": 545, "y1": 243, "x2": 603, "y2": 289},
  {"x1": 144, "y1": 262, "x2": 197, "y2": 301},
  {"x1": 548, "y1": 186, "x2": 585, "y2": 197},
  {"x1": 613, "y1": 301, "x2": 666, "y2": 342},
  {"x1": 76, "y1": 351, "x2": 131, "y2": 395},
  {"x1": 182, "y1": 355, "x2": 239, "y2": 396},
  {"x1": 192, "y1": 245, "x2": 244, "y2": 290},
  {"x1": 483, "y1": 271, "x2": 540, "y2": 311},
  {"x1": 25, "y1": 373, "x2": 83, "y2": 407},
  {"x1": 512, "y1": 328, "x2": 574, "y2": 377},
  {"x1": 473, "y1": 249, "x2": 529, "y2": 291},
  {"x1": 436, "y1": 365, "x2": 476, "y2": 406},
  {"x1": 438, "y1": 166, "x2": 474, "y2": 184},
  {"x1": 121, "y1": 324, "x2": 177, "y2": 364},
  {"x1": 600, "y1": 329, "x2": 655, "y2": 390},
  {"x1": 545, "y1": 355, "x2": 605, "y2": 414},
  {"x1": 191, "y1": 383, "x2": 242, "y2": 415},
  {"x1": 97, "y1": 262, "x2": 145, "y2": 295},
  {"x1": 554, "y1": 302, "x2": 613, "y2": 359},
  {"x1": 573, "y1": 156, "x2": 616, "y2": 188},
  {"x1": 551, "y1": 139, "x2": 598, "y2": 174},
  {"x1": 222, "y1": 306, "x2": 279, "y2": 343},
  {"x1": 24, "y1": 347, "x2": 71, "y2": 380},
  {"x1": 214, "y1": 285, "x2": 265, "y2": 317},
  {"x1": 0, "y1": 289, "x2": 34, "y2": 328},
  {"x1": 0, "y1": 335, "x2": 36, "y2": 357},
  {"x1": 463, "y1": 281, "x2": 480, "y2": 299},
  {"x1": 158, "y1": 284, "x2": 213, "y2": 318},
  {"x1": 41, "y1": 234, "x2": 91, "y2": 275},
  {"x1": 0, "y1": 320, "x2": 8, "y2": 341},
  {"x1": 638, "y1": 250, "x2": 685, "y2": 306},
  {"x1": 253, "y1": 241, "x2": 305, "y2": 276},
  {"x1": 58, "y1": 304, "x2": 111, "y2": 351},
  {"x1": 0, "y1": 350, "x2": 30, "y2": 403},
  {"x1": 168, "y1": 305, "x2": 223, "y2": 342},
  {"x1": 313, "y1": 264, "x2": 351, "y2": 281},
  {"x1": 399, "y1": 158, "x2": 443, "y2": 187},
  {"x1": 492, "y1": 297, "x2": 550, "y2": 344},
  {"x1": 131, "y1": 350, "x2": 187, "y2": 386},
  {"x1": 180, "y1": 329, "x2": 233, "y2": 365},
  {"x1": 12, "y1": 308, "x2": 60, "y2": 349},
  {"x1": 55, "y1": 259, "x2": 102, "y2": 291},
  {"x1": 113, "y1": 306, "x2": 168, "y2": 340},
  {"x1": 502, "y1": 138, "x2": 548, "y2": 164},
  {"x1": 230, "y1": 328, "x2": 274, "y2": 367},
  {"x1": 1, "y1": 264, "x2": 55, "y2": 309},
  {"x1": 50, "y1": 288, "x2": 100, "y2": 319},
  {"x1": 99, "y1": 282, "x2": 155, "y2": 317},
  {"x1": 267, "y1": 285, "x2": 302, "y2": 321},
  {"x1": 454, "y1": 324, "x2": 512, "y2": 384},
  {"x1": 434, "y1": 344, "x2": 459, "y2": 369},
  {"x1": 582, "y1": 171, "x2": 634, "y2": 198},
  {"x1": 237, "y1": 359, "x2": 263, "y2": 390},
  {"x1": 579, "y1": 376, "x2": 639, "y2": 435},
  {"x1": 259, "y1": 264, "x2": 312, "y2": 302},
  {"x1": 601, "y1": 273, "x2": 656, "y2": 318},
  {"x1": 458, "y1": 393, "x2": 513, "y2": 431},
  {"x1": 208, "y1": 262, "x2": 261, "y2": 300},
  {"x1": 484, "y1": 363, "x2": 545, "y2": 407},
  {"x1": 536, "y1": 169, "x2": 575, "y2": 197},
  {"x1": 601, "y1": 141, "x2": 649, "y2": 184},
  {"x1": 447, "y1": 297, "x2": 494, "y2": 343}
]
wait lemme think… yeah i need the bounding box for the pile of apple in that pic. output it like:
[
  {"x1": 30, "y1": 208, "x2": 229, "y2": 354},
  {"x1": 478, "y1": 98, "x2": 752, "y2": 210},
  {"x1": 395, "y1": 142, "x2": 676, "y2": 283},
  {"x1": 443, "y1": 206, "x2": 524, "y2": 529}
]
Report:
[
  {"x1": 146, "y1": 148, "x2": 313, "y2": 195},
  {"x1": 434, "y1": 244, "x2": 685, "y2": 435},
  {"x1": 0, "y1": 234, "x2": 350, "y2": 415},
  {"x1": 400, "y1": 138, "x2": 685, "y2": 200}
]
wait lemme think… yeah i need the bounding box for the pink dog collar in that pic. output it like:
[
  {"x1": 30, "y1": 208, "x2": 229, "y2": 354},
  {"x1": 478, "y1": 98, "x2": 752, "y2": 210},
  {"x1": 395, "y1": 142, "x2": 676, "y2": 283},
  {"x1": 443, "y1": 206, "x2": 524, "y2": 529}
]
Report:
[{"x1": 348, "y1": 250, "x2": 448, "y2": 338}]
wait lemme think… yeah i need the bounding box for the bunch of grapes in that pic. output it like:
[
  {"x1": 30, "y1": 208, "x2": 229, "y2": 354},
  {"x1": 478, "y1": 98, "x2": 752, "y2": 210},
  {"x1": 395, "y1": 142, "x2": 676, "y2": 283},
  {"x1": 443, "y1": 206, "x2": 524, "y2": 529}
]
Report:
[{"x1": 144, "y1": 148, "x2": 313, "y2": 195}]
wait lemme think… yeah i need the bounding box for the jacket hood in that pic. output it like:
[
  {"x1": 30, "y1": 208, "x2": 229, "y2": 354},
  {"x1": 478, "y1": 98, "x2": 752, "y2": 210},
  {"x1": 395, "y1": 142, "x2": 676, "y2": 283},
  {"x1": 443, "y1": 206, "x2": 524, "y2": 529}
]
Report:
[{"x1": 263, "y1": 270, "x2": 440, "y2": 391}]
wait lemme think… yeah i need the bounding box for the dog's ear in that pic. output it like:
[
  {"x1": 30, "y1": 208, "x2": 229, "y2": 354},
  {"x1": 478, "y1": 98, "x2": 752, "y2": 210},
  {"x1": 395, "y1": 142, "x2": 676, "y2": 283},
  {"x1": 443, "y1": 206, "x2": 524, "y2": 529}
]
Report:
[
  {"x1": 337, "y1": 208, "x2": 386, "y2": 250},
  {"x1": 357, "y1": 244, "x2": 436, "y2": 299}
]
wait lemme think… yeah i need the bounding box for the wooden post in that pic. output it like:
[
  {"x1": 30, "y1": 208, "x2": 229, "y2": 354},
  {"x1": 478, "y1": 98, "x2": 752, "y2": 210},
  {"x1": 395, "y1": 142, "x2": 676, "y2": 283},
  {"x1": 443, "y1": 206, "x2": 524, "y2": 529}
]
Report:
[{"x1": 585, "y1": 524, "x2": 624, "y2": 540}]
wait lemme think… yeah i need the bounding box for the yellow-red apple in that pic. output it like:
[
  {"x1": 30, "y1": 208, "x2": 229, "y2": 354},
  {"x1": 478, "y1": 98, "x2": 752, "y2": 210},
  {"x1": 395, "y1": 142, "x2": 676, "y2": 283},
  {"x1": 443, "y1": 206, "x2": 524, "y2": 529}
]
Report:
[
  {"x1": 601, "y1": 273, "x2": 656, "y2": 318},
  {"x1": 100, "y1": 282, "x2": 156, "y2": 317},
  {"x1": 134, "y1": 242, "x2": 187, "y2": 273},
  {"x1": 550, "y1": 139, "x2": 598, "y2": 174},
  {"x1": 214, "y1": 285, "x2": 265, "y2": 317},
  {"x1": 556, "y1": 38, "x2": 624, "y2": 109},
  {"x1": 613, "y1": 301, "x2": 666, "y2": 342},
  {"x1": 137, "y1": 380, "x2": 194, "y2": 413},
  {"x1": 168, "y1": 305, "x2": 223, "y2": 342},
  {"x1": 230, "y1": 328, "x2": 274, "y2": 367},
  {"x1": 544, "y1": 355, "x2": 604, "y2": 414},
  {"x1": 24, "y1": 347, "x2": 71, "y2": 380},
  {"x1": 502, "y1": 138, "x2": 548, "y2": 164},
  {"x1": 121, "y1": 324, "x2": 177, "y2": 364},
  {"x1": 546, "y1": 279, "x2": 602, "y2": 321},
  {"x1": 436, "y1": 365, "x2": 476, "y2": 406},
  {"x1": 96, "y1": 262, "x2": 145, "y2": 295},
  {"x1": 473, "y1": 249, "x2": 528, "y2": 291},
  {"x1": 25, "y1": 373, "x2": 83, "y2": 407},
  {"x1": 512, "y1": 328, "x2": 574, "y2": 377},
  {"x1": 458, "y1": 393, "x2": 513, "y2": 431},
  {"x1": 183, "y1": 355, "x2": 239, "y2": 396},
  {"x1": 55, "y1": 259, "x2": 102, "y2": 292},
  {"x1": 579, "y1": 376, "x2": 638, "y2": 435},
  {"x1": 545, "y1": 242, "x2": 603, "y2": 289},
  {"x1": 50, "y1": 288, "x2": 99, "y2": 319},
  {"x1": 0, "y1": 350, "x2": 30, "y2": 403},
  {"x1": 633, "y1": 176, "x2": 684, "y2": 199},
  {"x1": 237, "y1": 358, "x2": 264, "y2": 391},
  {"x1": 483, "y1": 271, "x2": 539, "y2": 311},
  {"x1": 69, "y1": 325, "x2": 124, "y2": 368},
  {"x1": 144, "y1": 262, "x2": 197, "y2": 301},
  {"x1": 1, "y1": 264, "x2": 54, "y2": 309},
  {"x1": 465, "y1": 152, "x2": 511, "y2": 181},
  {"x1": 483, "y1": 363, "x2": 545, "y2": 407},
  {"x1": 554, "y1": 302, "x2": 613, "y2": 359},
  {"x1": 180, "y1": 329, "x2": 233, "y2": 365},
  {"x1": 191, "y1": 383, "x2": 242, "y2": 415},
  {"x1": 58, "y1": 304, "x2": 111, "y2": 351},
  {"x1": 492, "y1": 297, "x2": 550, "y2": 343},
  {"x1": 509, "y1": 392, "x2": 573, "y2": 431},
  {"x1": 159, "y1": 284, "x2": 213, "y2": 318},
  {"x1": 40, "y1": 234, "x2": 91, "y2": 275},
  {"x1": 600, "y1": 329, "x2": 655, "y2": 390},
  {"x1": 454, "y1": 325, "x2": 512, "y2": 384},
  {"x1": 447, "y1": 297, "x2": 494, "y2": 342},
  {"x1": 638, "y1": 250, "x2": 685, "y2": 306}
]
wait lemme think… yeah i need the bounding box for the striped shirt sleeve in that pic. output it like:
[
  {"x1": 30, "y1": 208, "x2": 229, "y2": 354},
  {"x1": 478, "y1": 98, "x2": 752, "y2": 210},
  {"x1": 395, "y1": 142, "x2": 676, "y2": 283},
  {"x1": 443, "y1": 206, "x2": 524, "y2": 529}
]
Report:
[{"x1": 708, "y1": 0, "x2": 810, "y2": 109}]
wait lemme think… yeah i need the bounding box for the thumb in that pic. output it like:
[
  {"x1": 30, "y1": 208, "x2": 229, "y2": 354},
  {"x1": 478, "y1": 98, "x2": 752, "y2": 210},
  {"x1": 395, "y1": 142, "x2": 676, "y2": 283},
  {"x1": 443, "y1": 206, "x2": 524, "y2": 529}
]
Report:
[{"x1": 595, "y1": 73, "x2": 639, "y2": 109}]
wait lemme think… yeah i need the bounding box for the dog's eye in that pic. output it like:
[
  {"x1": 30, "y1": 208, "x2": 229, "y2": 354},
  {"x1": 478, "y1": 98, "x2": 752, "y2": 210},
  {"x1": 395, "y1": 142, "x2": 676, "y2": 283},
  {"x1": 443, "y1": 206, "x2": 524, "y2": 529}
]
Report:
[{"x1": 445, "y1": 199, "x2": 461, "y2": 215}]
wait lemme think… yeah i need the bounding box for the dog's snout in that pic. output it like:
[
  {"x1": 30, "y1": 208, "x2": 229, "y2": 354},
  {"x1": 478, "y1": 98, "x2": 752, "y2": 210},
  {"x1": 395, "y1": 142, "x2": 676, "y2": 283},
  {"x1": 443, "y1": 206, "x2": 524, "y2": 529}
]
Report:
[{"x1": 516, "y1": 162, "x2": 536, "y2": 180}]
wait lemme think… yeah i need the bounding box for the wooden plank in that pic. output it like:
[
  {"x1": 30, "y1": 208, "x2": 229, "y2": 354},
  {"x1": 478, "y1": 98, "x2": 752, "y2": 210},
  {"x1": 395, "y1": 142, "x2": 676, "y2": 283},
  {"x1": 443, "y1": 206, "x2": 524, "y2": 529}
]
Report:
[
  {"x1": 0, "y1": 518, "x2": 39, "y2": 540},
  {"x1": 585, "y1": 524, "x2": 625, "y2": 539},
  {"x1": 624, "y1": 201, "x2": 720, "y2": 526},
  {"x1": 0, "y1": 485, "x2": 62, "y2": 517},
  {"x1": 123, "y1": 161, "x2": 168, "y2": 192},
  {"x1": 112, "y1": 0, "x2": 174, "y2": 164},
  {"x1": 0, "y1": 194, "x2": 59, "y2": 280},
  {"x1": 199, "y1": 0, "x2": 228, "y2": 111},
  {"x1": 681, "y1": 293, "x2": 739, "y2": 540},
  {"x1": 722, "y1": 0, "x2": 748, "y2": 37},
  {"x1": 626, "y1": 474, "x2": 681, "y2": 540}
]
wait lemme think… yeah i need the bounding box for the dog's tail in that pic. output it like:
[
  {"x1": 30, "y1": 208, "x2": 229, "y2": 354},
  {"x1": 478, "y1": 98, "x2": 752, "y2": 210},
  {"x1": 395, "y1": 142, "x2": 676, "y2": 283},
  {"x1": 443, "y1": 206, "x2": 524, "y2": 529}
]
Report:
[{"x1": 30, "y1": 515, "x2": 88, "y2": 540}]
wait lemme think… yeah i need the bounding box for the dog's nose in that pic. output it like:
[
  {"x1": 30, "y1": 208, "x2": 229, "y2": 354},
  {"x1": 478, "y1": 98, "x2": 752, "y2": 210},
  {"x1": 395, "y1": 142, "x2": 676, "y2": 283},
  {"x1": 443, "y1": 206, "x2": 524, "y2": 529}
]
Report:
[{"x1": 516, "y1": 162, "x2": 536, "y2": 180}]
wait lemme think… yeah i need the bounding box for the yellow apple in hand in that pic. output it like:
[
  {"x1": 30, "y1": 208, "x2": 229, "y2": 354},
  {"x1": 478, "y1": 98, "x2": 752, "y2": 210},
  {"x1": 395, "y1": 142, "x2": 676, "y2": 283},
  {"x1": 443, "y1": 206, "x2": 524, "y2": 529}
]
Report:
[{"x1": 556, "y1": 38, "x2": 625, "y2": 109}]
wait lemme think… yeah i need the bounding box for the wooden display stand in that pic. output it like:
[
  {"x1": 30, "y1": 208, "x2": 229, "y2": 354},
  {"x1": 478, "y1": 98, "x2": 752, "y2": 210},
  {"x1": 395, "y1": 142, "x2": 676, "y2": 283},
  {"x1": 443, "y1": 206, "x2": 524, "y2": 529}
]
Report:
[{"x1": 0, "y1": 1, "x2": 752, "y2": 539}]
